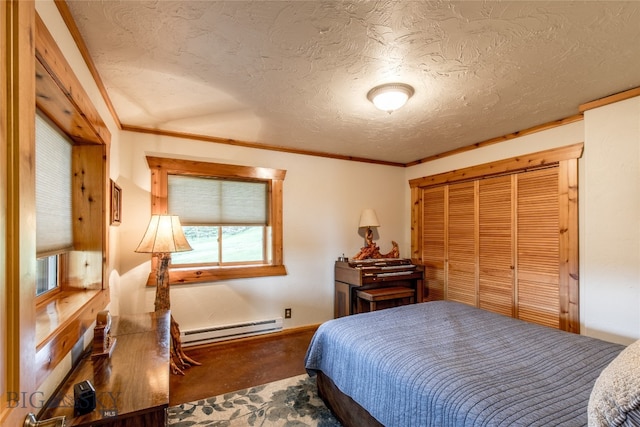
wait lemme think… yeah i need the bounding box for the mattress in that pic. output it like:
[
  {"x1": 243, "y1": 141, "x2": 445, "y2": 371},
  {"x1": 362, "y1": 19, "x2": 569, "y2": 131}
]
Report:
[{"x1": 304, "y1": 301, "x2": 624, "y2": 426}]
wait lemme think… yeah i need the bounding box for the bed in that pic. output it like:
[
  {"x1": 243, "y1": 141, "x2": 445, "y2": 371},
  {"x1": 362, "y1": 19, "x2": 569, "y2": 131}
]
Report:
[{"x1": 304, "y1": 301, "x2": 640, "y2": 427}]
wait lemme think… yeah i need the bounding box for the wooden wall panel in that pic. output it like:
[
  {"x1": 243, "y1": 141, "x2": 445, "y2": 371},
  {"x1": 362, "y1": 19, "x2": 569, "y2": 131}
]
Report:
[
  {"x1": 421, "y1": 187, "x2": 445, "y2": 301},
  {"x1": 1, "y1": 0, "x2": 7, "y2": 416},
  {"x1": 2, "y1": 1, "x2": 37, "y2": 424},
  {"x1": 447, "y1": 182, "x2": 476, "y2": 306},
  {"x1": 69, "y1": 144, "x2": 106, "y2": 289},
  {"x1": 478, "y1": 176, "x2": 514, "y2": 317},
  {"x1": 516, "y1": 168, "x2": 560, "y2": 328}
]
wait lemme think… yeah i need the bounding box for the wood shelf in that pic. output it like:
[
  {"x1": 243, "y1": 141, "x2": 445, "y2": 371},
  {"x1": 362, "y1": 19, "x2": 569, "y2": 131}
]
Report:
[{"x1": 36, "y1": 290, "x2": 103, "y2": 347}]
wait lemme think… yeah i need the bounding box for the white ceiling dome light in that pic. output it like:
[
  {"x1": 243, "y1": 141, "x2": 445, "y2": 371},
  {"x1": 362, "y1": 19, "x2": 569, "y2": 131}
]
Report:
[{"x1": 367, "y1": 83, "x2": 415, "y2": 113}]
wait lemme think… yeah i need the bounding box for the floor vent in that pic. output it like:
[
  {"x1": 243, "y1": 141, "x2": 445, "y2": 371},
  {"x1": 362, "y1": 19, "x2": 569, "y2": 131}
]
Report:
[{"x1": 181, "y1": 318, "x2": 283, "y2": 347}]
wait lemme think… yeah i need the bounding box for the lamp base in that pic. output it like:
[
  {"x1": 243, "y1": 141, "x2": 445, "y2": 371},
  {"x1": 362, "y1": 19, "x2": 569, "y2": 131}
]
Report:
[
  {"x1": 170, "y1": 316, "x2": 201, "y2": 375},
  {"x1": 353, "y1": 240, "x2": 400, "y2": 260},
  {"x1": 153, "y1": 252, "x2": 201, "y2": 375}
]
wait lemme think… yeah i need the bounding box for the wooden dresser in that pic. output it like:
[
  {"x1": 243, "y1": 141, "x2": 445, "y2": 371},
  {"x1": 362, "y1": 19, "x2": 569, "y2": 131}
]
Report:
[
  {"x1": 334, "y1": 259, "x2": 424, "y2": 317},
  {"x1": 40, "y1": 311, "x2": 170, "y2": 426}
]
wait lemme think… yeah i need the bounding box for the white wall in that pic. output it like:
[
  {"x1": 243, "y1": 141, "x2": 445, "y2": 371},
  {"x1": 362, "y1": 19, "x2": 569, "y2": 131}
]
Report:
[
  {"x1": 581, "y1": 97, "x2": 640, "y2": 344},
  {"x1": 115, "y1": 131, "x2": 406, "y2": 331}
]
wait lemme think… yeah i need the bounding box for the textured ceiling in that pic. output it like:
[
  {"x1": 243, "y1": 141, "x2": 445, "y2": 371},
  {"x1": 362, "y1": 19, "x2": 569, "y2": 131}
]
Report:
[{"x1": 64, "y1": 1, "x2": 640, "y2": 164}]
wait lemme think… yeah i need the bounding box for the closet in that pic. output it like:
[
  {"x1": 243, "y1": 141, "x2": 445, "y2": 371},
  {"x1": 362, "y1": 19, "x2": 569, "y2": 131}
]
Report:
[{"x1": 410, "y1": 144, "x2": 582, "y2": 332}]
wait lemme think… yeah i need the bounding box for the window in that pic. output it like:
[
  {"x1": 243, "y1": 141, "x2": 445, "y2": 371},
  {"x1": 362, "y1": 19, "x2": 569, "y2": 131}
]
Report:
[
  {"x1": 35, "y1": 111, "x2": 73, "y2": 297},
  {"x1": 31, "y1": 12, "x2": 111, "y2": 388},
  {"x1": 36, "y1": 255, "x2": 59, "y2": 296},
  {"x1": 146, "y1": 156, "x2": 287, "y2": 284},
  {"x1": 169, "y1": 176, "x2": 268, "y2": 266}
]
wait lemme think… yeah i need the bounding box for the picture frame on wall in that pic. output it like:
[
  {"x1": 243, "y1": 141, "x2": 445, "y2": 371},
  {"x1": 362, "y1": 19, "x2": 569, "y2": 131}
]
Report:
[{"x1": 111, "y1": 180, "x2": 122, "y2": 225}]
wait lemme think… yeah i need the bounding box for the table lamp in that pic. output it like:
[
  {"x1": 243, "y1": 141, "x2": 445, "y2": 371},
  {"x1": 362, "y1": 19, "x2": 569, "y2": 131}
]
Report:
[
  {"x1": 359, "y1": 208, "x2": 380, "y2": 247},
  {"x1": 135, "y1": 214, "x2": 192, "y2": 311},
  {"x1": 135, "y1": 214, "x2": 199, "y2": 374}
]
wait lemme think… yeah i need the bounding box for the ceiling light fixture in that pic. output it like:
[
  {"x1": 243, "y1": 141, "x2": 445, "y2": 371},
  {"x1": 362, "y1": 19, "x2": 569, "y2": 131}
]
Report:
[{"x1": 367, "y1": 83, "x2": 415, "y2": 113}]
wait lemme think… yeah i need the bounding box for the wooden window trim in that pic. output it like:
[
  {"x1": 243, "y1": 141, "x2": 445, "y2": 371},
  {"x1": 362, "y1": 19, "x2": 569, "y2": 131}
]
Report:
[
  {"x1": 145, "y1": 156, "x2": 287, "y2": 285},
  {"x1": 35, "y1": 286, "x2": 62, "y2": 309},
  {"x1": 33, "y1": 12, "x2": 110, "y2": 387}
]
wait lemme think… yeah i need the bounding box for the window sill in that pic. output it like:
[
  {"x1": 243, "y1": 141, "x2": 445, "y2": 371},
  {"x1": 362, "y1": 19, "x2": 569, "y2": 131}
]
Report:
[
  {"x1": 35, "y1": 289, "x2": 110, "y2": 386},
  {"x1": 145, "y1": 264, "x2": 288, "y2": 286}
]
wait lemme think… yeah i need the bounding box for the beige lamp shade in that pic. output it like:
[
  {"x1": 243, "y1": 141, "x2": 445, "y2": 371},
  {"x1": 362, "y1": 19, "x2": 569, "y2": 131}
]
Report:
[
  {"x1": 135, "y1": 215, "x2": 193, "y2": 254},
  {"x1": 358, "y1": 209, "x2": 380, "y2": 228}
]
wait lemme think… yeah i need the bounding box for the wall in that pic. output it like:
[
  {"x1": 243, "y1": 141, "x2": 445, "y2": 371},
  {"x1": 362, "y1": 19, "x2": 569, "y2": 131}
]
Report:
[
  {"x1": 581, "y1": 97, "x2": 640, "y2": 344},
  {"x1": 405, "y1": 105, "x2": 640, "y2": 345},
  {"x1": 115, "y1": 131, "x2": 406, "y2": 331}
]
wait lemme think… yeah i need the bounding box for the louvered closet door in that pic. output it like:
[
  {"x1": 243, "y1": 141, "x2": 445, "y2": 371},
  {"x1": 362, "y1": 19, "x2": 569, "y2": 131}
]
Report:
[
  {"x1": 516, "y1": 167, "x2": 560, "y2": 328},
  {"x1": 447, "y1": 182, "x2": 477, "y2": 306},
  {"x1": 478, "y1": 176, "x2": 514, "y2": 317},
  {"x1": 422, "y1": 186, "x2": 446, "y2": 301}
]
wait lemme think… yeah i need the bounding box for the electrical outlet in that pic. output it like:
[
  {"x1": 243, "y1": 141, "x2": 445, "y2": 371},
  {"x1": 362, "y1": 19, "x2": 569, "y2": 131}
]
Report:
[{"x1": 284, "y1": 308, "x2": 292, "y2": 319}]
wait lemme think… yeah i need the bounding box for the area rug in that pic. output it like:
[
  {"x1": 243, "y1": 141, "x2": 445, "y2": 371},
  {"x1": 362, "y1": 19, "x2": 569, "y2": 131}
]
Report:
[{"x1": 167, "y1": 374, "x2": 342, "y2": 426}]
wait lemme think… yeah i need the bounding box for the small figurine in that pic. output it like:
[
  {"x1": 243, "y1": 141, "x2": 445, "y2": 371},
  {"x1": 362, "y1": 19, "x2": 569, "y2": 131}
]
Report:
[{"x1": 92, "y1": 310, "x2": 116, "y2": 359}]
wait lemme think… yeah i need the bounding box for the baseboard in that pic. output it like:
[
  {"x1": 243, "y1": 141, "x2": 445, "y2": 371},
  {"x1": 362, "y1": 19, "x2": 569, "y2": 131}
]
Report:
[{"x1": 184, "y1": 323, "x2": 321, "y2": 350}]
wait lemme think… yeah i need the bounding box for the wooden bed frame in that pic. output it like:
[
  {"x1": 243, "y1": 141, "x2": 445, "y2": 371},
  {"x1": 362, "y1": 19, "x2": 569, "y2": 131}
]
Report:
[{"x1": 316, "y1": 371, "x2": 382, "y2": 427}]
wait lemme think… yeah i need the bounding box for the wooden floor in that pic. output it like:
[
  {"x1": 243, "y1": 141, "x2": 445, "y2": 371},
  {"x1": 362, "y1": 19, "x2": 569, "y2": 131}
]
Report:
[{"x1": 170, "y1": 325, "x2": 318, "y2": 406}]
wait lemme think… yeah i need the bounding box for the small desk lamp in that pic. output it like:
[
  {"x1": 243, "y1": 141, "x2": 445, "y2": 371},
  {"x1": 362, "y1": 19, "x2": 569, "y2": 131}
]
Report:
[
  {"x1": 135, "y1": 214, "x2": 199, "y2": 374},
  {"x1": 359, "y1": 208, "x2": 380, "y2": 247}
]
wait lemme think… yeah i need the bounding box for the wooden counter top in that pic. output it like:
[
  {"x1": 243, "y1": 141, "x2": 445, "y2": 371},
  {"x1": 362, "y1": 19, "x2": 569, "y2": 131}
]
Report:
[{"x1": 40, "y1": 311, "x2": 170, "y2": 426}]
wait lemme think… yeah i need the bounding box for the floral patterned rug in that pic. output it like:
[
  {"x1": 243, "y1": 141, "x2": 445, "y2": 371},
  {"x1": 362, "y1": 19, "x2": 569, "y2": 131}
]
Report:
[{"x1": 167, "y1": 374, "x2": 342, "y2": 426}]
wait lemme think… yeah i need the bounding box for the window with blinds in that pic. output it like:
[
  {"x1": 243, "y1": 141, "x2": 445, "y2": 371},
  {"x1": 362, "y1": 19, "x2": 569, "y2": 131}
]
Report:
[
  {"x1": 35, "y1": 111, "x2": 73, "y2": 296},
  {"x1": 144, "y1": 155, "x2": 287, "y2": 284},
  {"x1": 168, "y1": 175, "x2": 268, "y2": 265},
  {"x1": 35, "y1": 112, "x2": 73, "y2": 255}
]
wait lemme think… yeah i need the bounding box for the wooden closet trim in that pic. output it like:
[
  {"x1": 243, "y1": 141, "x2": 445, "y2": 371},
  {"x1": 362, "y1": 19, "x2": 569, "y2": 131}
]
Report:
[
  {"x1": 410, "y1": 143, "x2": 583, "y2": 333},
  {"x1": 559, "y1": 158, "x2": 580, "y2": 333},
  {"x1": 409, "y1": 143, "x2": 583, "y2": 189}
]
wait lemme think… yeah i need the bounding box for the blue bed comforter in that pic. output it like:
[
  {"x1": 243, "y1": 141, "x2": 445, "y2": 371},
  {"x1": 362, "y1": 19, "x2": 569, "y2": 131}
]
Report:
[{"x1": 304, "y1": 301, "x2": 624, "y2": 427}]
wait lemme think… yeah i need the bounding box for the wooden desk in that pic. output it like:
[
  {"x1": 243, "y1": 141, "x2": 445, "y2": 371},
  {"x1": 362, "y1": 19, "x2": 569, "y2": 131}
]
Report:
[{"x1": 40, "y1": 311, "x2": 170, "y2": 426}]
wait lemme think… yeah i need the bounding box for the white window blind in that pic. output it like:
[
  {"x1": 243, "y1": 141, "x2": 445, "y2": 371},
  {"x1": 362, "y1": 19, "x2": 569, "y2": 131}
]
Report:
[
  {"x1": 36, "y1": 112, "x2": 73, "y2": 256},
  {"x1": 168, "y1": 175, "x2": 268, "y2": 225}
]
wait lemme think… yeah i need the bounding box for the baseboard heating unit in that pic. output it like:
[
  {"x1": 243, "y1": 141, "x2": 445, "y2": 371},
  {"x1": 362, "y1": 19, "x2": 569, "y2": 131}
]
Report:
[{"x1": 181, "y1": 317, "x2": 284, "y2": 347}]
